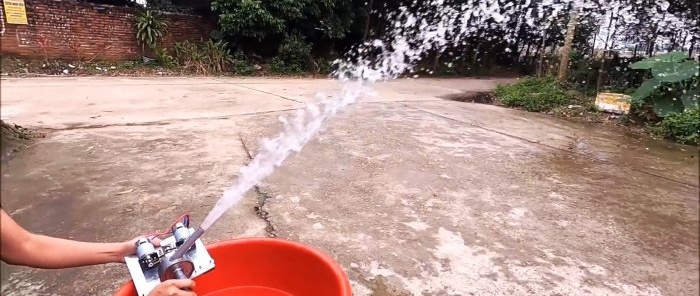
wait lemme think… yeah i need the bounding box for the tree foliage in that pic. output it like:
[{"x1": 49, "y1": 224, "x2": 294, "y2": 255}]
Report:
[{"x1": 212, "y1": 0, "x2": 362, "y2": 44}]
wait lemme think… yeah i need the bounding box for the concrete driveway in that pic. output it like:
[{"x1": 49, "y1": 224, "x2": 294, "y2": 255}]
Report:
[{"x1": 0, "y1": 77, "x2": 697, "y2": 296}]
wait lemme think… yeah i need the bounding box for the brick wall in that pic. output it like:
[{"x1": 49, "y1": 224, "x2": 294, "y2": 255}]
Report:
[{"x1": 0, "y1": 0, "x2": 214, "y2": 61}]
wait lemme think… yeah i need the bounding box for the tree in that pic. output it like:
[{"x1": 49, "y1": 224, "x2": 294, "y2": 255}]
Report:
[{"x1": 558, "y1": 12, "x2": 579, "y2": 82}]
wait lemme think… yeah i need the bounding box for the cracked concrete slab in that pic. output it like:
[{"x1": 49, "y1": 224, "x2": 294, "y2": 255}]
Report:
[
  {"x1": 238, "y1": 103, "x2": 698, "y2": 296},
  {"x1": 1, "y1": 77, "x2": 698, "y2": 296},
  {"x1": 0, "y1": 77, "x2": 302, "y2": 129}
]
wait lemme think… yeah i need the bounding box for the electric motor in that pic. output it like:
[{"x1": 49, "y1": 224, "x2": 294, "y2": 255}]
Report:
[
  {"x1": 135, "y1": 237, "x2": 161, "y2": 269},
  {"x1": 172, "y1": 222, "x2": 190, "y2": 247}
]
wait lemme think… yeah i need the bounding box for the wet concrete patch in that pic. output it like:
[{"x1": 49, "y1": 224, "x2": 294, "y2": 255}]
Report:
[
  {"x1": 407, "y1": 100, "x2": 699, "y2": 187},
  {"x1": 241, "y1": 102, "x2": 698, "y2": 295}
]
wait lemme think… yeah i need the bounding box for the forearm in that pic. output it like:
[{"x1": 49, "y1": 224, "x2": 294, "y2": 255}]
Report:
[
  {"x1": 1, "y1": 210, "x2": 138, "y2": 269},
  {"x1": 12, "y1": 234, "x2": 132, "y2": 269}
]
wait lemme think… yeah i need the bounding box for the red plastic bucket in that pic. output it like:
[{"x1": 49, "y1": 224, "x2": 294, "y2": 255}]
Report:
[{"x1": 113, "y1": 238, "x2": 352, "y2": 296}]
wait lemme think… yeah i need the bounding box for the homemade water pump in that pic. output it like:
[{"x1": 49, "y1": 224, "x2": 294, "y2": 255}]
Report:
[{"x1": 123, "y1": 215, "x2": 215, "y2": 296}]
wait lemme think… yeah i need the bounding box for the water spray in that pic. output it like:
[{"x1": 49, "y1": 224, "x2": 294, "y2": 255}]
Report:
[{"x1": 120, "y1": 1, "x2": 506, "y2": 292}]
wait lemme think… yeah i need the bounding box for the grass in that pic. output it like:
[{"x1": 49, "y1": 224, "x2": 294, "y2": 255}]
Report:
[
  {"x1": 657, "y1": 109, "x2": 700, "y2": 145},
  {"x1": 494, "y1": 77, "x2": 571, "y2": 112}
]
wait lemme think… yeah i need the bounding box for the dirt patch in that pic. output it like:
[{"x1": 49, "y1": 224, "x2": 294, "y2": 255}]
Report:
[
  {"x1": 442, "y1": 90, "x2": 653, "y2": 138},
  {"x1": 441, "y1": 91, "x2": 500, "y2": 104},
  {"x1": 1, "y1": 57, "x2": 182, "y2": 77},
  {"x1": 0, "y1": 57, "x2": 332, "y2": 78},
  {"x1": 366, "y1": 276, "x2": 412, "y2": 296},
  {"x1": 549, "y1": 105, "x2": 652, "y2": 137},
  {"x1": 1, "y1": 120, "x2": 43, "y2": 163}
]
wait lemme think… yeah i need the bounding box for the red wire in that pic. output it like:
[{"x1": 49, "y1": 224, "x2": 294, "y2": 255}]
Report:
[{"x1": 143, "y1": 213, "x2": 189, "y2": 240}]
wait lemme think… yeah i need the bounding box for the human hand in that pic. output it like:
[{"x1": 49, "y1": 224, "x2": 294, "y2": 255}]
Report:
[
  {"x1": 147, "y1": 279, "x2": 197, "y2": 296},
  {"x1": 117, "y1": 236, "x2": 162, "y2": 263}
]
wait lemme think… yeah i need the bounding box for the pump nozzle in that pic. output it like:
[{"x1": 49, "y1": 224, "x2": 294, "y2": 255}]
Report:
[{"x1": 169, "y1": 227, "x2": 204, "y2": 261}]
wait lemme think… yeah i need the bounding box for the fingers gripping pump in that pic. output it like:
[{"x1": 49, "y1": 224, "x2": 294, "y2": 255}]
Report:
[{"x1": 124, "y1": 217, "x2": 214, "y2": 296}]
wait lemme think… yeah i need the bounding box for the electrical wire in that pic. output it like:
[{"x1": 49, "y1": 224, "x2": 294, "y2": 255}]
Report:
[{"x1": 143, "y1": 213, "x2": 190, "y2": 240}]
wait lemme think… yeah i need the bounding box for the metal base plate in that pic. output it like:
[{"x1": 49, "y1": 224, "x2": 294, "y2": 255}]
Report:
[{"x1": 124, "y1": 228, "x2": 216, "y2": 296}]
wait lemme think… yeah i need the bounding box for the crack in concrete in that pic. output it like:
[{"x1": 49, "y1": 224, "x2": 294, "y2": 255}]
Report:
[
  {"x1": 403, "y1": 103, "x2": 698, "y2": 188},
  {"x1": 212, "y1": 78, "x2": 304, "y2": 104},
  {"x1": 238, "y1": 134, "x2": 278, "y2": 238},
  {"x1": 38, "y1": 108, "x2": 304, "y2": 131}
]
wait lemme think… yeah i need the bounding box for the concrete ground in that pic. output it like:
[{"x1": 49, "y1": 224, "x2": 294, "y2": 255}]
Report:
[{"x1": 0, "y1": 77, "x2": 698, "y2": 296}]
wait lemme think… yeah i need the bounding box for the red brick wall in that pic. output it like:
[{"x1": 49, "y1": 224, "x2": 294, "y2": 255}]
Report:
[{"x1": 0, "y1": 0, "x2": 214, "y2": 61}]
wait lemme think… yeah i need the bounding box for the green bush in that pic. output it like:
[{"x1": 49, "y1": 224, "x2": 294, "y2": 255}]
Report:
[
  {"x1": 231, "y1": 51, "x2": 256, "y2": 75},
  {"x1": 154, "y1": 48, "x2": 177, "y2": 68},
  {"x1": 494, "y1": 77, "x2": 571, "y2": 112},
  {"x1": 173, "y1": 40, "x2": 233, "y2": 75},
  {"x1": 311, "y1": 57, "x2": 335, "y2": 75},
  {"x1": 659, "y1": 109, "x2": 700, "y2": 145},
  {"x1": 270, "y1": 34, "x2": 311, "y2": 74}
]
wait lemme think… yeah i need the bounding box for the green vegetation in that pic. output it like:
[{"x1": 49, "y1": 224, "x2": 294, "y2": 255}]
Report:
[
  {"x1": 658, "y1": 109, "x2": 700, "y2": 145},
  {"x1": 495, "y1": 77, "x2": 571, "y2": 112},
  {"x1": 134, "y1": 10, "x2": 167, "y2": 53},
  {"x1": 629, "y1": 51, "x2": 700, "y2": 117},
  {"x1": 154, "y1": 48, "x2": 177, "y2": 68},
  {"x1": 490, "y1": 51, "x2": 700, "y2": 145},
  {"x1": 172, "y1": 40, "x2": 234, "y2": 75},
  {"x1": 270, "y1": 34, "x2": 312, "y2": 74},
  {"x1": 624, "y1": 51, "x2": 700, "y2": 145},
  {"x1": 120, "y1": 0, "x2": 698, "y2": 85},
  {"x1": 146, "y1": 39, "x2": 236, "y2": 75},
  {"x1": 230, "y1": 51, "x2": 257, "y2": 75}
]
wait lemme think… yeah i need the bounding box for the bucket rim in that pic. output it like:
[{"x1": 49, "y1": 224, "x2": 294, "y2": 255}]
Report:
[
  {"x1": 207, "y1": 237, "x2": 352, "y2": 293},
  {"x1": 114, "y1": 237, "x2": 353, "y2": 296}
]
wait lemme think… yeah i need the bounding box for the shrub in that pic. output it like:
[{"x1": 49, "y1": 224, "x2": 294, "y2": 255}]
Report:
[
  {"x1": 270, "y1": 34, "x2": 311, "y2": 74},
  {"x1": 134, "y1": 10, "x2": 167, "y2": 53},
  {"x1": 230, "y1": 50, "x2": 256, "y2": 75},
  {"x1": 173, "y1": 40, "x2": 233, "y2": 75},
  {"x1": 658, "y1": 108, "x2": 700, "y2": 145},
  {"x1": 311, "y1": 57, "x2": 336, "y2": 75},
  {"x1": 494, "y1": 77, "x2": 571, "y2": 112},
  {"x1": 154, "y1": 48, "x2": 177, "y2": 68}
]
